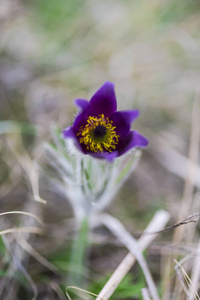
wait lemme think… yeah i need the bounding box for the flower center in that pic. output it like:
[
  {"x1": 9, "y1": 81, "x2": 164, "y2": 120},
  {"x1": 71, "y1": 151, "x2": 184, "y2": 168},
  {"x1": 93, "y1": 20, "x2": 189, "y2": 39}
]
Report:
[
  {"x1": 93, "y1": 125, "x2": 107, "y2": 138},
  {"x1": 77, "y1": 114, "x2": 120, "y2": 152}
]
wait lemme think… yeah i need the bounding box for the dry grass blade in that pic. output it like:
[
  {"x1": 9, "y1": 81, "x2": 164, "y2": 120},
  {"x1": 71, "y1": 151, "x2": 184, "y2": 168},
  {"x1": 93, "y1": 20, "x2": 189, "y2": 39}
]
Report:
[
  {"x1": 99, "y1": 214, "x2": 167, "y2": 300},
  {"x1": 174, "y1": 259, "x2": 200, "y2": 300},
  {"x1": 171, "y1": 89, "x2": 200, "y2": 300},
  {"x1": 17, "y1": 236, "x2": 59, "y2": 273},
  {"x1": 0, "y1": 164, "x2": 20, "y2": 198},
  {"x1": 0, "y1": 234, "x2": 39, "y2": 300},
  {"x1": 188, "y1": 239, "x2": 200, "y2": 300},
  {"x1": 0, "y1": 227, "x2": 43, "y2": 236},
  {"x1": 151, "y1": 135, "x2": 200, "y2": 188},
  {"x1": 0, "y1": 211, "x2": 43, "y2": 224},
  {"x1": 49, "y1": 281, "x2": 67, "y2": 300},
  {"x1": 6, "y1": 135, "x2": 47, "y2": 204},
  {"x1": 141, "y1": 288, "x2": 151, "y2": 300},
  {"x1": 145, "y1": 212, "x2": 200, "y2": 234},
  {"x1": 173, "y1": 91, "x2": 200, "y2": 243},
  {"x1": 95, "y1": 210, "x2": 169, "y2": 300},
  {"x1": 17, "y1": 266, "x2": 38, "y2": 300},
  {"x1": 66, "y1": 286, "x2": 102, "y2": 300}
]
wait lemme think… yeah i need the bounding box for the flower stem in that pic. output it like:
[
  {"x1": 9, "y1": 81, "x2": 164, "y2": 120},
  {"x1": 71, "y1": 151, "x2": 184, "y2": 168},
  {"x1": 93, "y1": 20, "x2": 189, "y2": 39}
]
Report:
[{"x1": 69, "y1": 218, "x2": 89, "y2": 287}]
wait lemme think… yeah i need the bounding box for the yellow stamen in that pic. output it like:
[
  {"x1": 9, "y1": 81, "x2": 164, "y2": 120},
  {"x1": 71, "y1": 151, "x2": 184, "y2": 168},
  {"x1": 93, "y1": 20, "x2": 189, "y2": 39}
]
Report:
[{"x1": 77, "y1": 114, "x2": 120, "y2": 153}]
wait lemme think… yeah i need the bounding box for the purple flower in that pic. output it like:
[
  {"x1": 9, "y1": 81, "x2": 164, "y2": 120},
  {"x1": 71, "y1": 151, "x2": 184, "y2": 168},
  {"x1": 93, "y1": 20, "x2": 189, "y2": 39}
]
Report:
[{"x1": 62, "y1": 82, "x2": 148, "y2": 161}]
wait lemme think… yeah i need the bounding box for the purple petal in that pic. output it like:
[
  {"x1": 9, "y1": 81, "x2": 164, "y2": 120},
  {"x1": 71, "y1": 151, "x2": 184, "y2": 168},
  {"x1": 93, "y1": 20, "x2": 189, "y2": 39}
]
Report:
[
  {"x1": 62, "y1": 126, "x2": 86, "y2": 154},
  {"x1": 74, "y1": 99, "x2": 89, "y2": 111},
  {"x1": 88, "y1": 82, "x2": 117, "y2": 117},
  {"x1": 71, "y1": 99, "x2": 90, "y2": 133},
  {"x1": 116, "y1": 131, "x2": 148, "y2": 156},
  {"x1": 110, "y1": 110, "x2": 139, "y2": 136},
  {"x1": 72, "y1": 110, "x2": 88, "y2": 134},
  {"x1": 62, "y1": 126, "x2": 74, "y2": 138},
  {"x1": 90, "y1": 150, "x2": 118, "y2": 161},
  {"x1": 131, "y1": 131, "x2": 149, "y2": 148}
]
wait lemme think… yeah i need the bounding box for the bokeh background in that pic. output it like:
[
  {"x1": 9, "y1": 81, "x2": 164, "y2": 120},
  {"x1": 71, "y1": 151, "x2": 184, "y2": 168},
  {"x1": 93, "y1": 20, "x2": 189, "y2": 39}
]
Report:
[{"x1": 1, "y1": 0, "x2": 200, "y2": 299}]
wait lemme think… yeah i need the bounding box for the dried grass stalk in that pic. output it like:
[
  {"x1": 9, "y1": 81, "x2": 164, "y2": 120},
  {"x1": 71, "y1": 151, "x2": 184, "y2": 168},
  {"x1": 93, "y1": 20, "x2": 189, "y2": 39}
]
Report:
[{"x1": 95, "y1": 210, "x2": 170, "y2": 300}]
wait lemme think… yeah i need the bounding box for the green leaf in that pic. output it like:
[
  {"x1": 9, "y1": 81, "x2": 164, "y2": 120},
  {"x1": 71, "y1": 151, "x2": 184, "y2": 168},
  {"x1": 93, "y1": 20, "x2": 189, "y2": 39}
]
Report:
[{"x1": 0, "y1": 121, "x2": 38, "y2": 136}]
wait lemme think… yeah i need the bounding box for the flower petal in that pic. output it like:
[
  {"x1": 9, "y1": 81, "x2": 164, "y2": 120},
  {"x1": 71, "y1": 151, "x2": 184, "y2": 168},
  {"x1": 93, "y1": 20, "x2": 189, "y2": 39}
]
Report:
[
  {"x1": 74, "y1": 99, "x2": 89, "y2": 111},
  {"x1": 71, "y1": 99, "x2": 90, "y2": 133},
  {"x1": 62, "y1": 126, "x2": 86, "y2": 154},
  {"x1": 72, "y1": 110, "x2": 88, "y2": 134},
  {"x1": 131, "y1": 131, "x2": 149, "y2": 148},
  {"x1": 116, "y1": 131, "x2": 148, "y2": 156},
  {"x1": 62, "y1": 126, "x2": 74, "y2": 138},
  {"x1": 110, "y1": 110, "x2": 139, "y2": 136},
  {"x1": 90, "y1": 150, "x2": 118, "y2": 161},
  {"x1": 88, "y1": 82, "x2": 117, "y2": 117}
]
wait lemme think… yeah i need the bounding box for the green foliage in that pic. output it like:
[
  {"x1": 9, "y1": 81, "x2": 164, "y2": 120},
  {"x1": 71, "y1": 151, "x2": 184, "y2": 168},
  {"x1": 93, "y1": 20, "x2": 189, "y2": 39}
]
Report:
[
  {"x1": 158, "y1": 0, "x2": 200, "y2": 24},
  {"x1": 31, "y1": 0, "x2": 84, "y2": 32},
  {"x1": 0, "y1": 237, "x2": 6, "y2": 259},
  {"x1": 89, "y1": 272, "x2": 145, "y2": 300},
  {"x1": 0, "y1": 121, "x2": 38, "y2": 135}
]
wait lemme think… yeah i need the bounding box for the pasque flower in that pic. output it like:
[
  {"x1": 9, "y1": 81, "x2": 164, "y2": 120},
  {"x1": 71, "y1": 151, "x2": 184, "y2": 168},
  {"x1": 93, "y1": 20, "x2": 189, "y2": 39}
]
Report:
[{"x1": 63, "y1": 82, "x2": 148, "y2": 161}]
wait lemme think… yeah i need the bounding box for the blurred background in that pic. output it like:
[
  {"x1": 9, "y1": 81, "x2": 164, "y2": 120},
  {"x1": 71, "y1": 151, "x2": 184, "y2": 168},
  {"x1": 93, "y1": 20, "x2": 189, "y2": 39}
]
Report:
[{"x1": 0, "y1": 0, "x2": 200, "y2": 299}]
